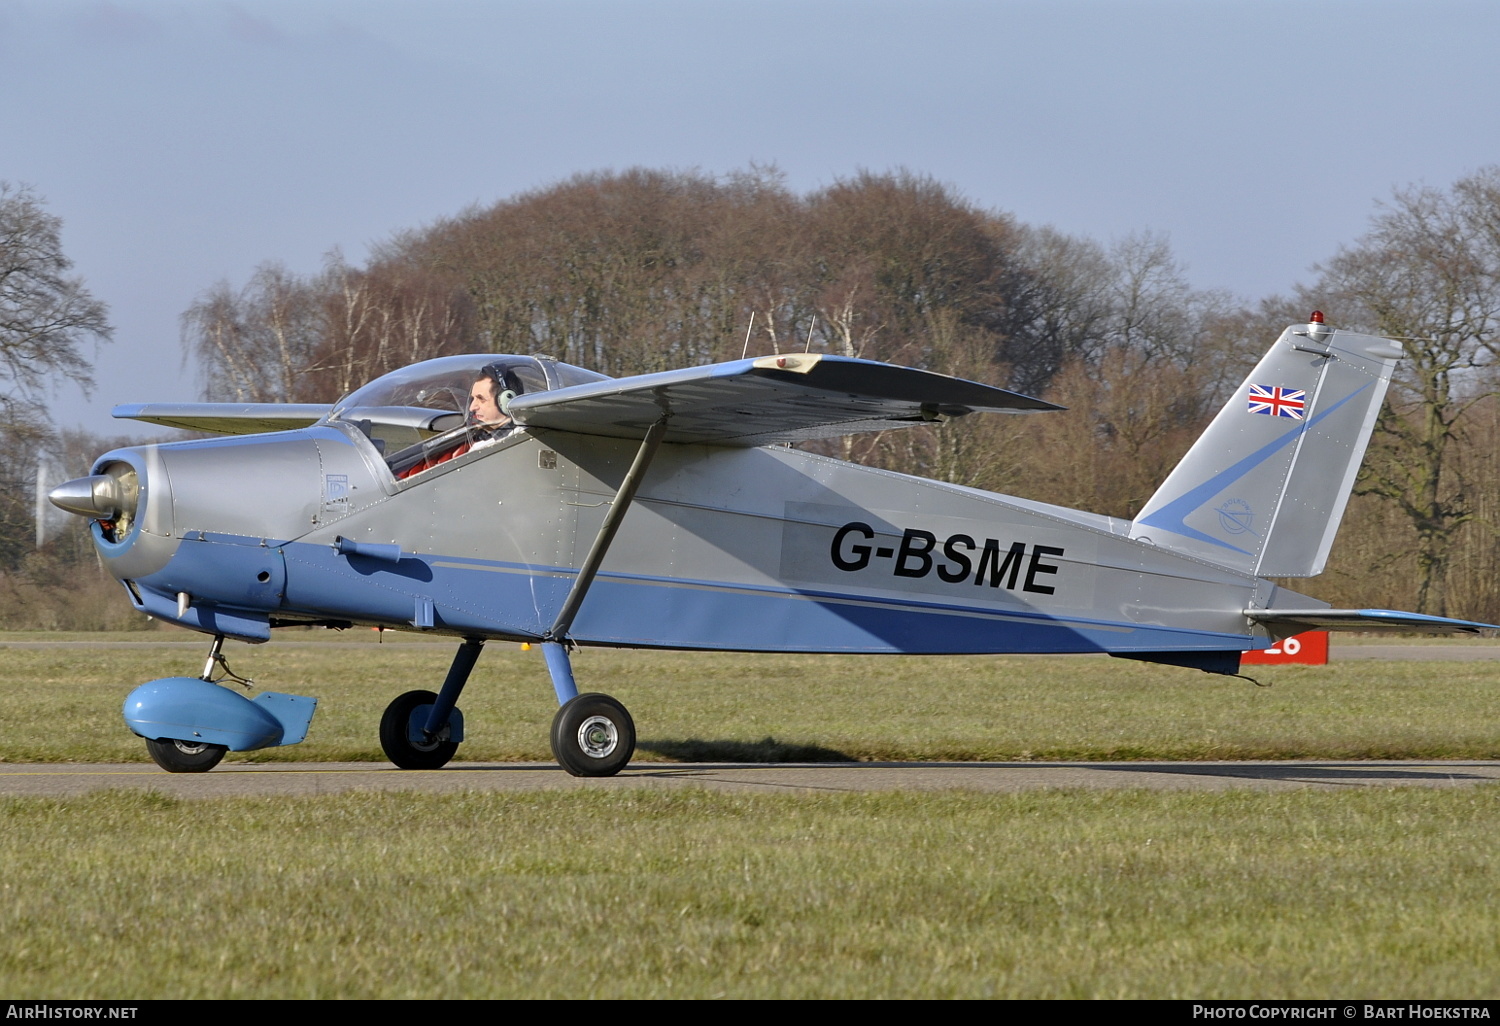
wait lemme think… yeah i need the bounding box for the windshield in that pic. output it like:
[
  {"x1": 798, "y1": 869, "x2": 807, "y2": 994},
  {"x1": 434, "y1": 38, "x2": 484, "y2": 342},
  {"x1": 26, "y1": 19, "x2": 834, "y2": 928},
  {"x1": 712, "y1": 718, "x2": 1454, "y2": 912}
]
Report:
[{"x1": 329, "y1": 354, "x2": 611, "y2": 467}]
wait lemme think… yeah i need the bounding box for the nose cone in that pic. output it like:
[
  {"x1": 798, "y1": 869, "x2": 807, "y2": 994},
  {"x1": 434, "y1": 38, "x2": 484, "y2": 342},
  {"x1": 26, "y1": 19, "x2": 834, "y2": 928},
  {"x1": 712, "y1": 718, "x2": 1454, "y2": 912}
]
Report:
[
  {"x1": 64, "y1": 450, "x2": 178, "y2": 582},
  {"x1": 49, "y1": 473, "x2": 138, "y2": 519}
]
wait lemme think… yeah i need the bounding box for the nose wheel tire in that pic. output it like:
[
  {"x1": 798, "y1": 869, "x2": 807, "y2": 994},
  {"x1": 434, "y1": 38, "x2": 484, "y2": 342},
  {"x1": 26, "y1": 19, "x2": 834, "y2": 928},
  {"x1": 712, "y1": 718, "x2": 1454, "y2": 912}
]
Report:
[
  {"x1": 551, "y1": 692, "x2": 635, "y2": 777},
  {"x1": 145, "y1": 737, "x2": 227, "y2": 773},
  {"x1": 380, "y1": 689, "x2": 460, "y2": 769}
]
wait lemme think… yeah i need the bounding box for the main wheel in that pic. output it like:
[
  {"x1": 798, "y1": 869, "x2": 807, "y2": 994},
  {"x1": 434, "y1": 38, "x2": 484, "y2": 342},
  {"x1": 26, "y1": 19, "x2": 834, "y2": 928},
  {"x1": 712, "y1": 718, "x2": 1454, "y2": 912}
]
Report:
[
  {"x1": 380, "y1": 689, "x2": 459, "y2": 769},
  {"x1": 551, "y1": 692, "x2": 635, "y2": 777},
  {"x1": 145, "y1": 737, "x2": 227, "y2": 773}
]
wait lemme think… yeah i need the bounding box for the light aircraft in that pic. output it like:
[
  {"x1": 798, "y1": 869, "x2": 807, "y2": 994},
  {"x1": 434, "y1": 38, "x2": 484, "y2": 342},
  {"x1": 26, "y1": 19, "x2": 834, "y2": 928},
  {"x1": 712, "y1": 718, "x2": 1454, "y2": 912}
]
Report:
[{"x1": 49, "y1": 313, "x2": 1493, "y2": 774}]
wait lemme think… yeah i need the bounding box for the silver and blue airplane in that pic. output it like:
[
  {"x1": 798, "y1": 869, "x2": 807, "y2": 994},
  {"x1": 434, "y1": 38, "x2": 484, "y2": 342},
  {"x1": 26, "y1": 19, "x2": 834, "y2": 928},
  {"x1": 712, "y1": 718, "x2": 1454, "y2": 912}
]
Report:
[{"x1": 49, "y1": 313, "x2": 1493, "y2": 774}]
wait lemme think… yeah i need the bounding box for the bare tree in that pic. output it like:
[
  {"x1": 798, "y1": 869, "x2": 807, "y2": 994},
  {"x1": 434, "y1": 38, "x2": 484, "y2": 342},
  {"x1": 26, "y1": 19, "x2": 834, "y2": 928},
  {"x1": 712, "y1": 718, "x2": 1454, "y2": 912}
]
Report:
[
  {"x1": 0, "y1": 182, "x2": 111, "y2": 403},
  {"x1": 995, "y1": 226, "x2": 1113, "y2": 391},
  {"x1": 305, "y1": 253, "x2": 473, "y2": 398},
  {"x1": 1307, "y1": 168, "x2": 1500, "y2": 614},
  {"x1": 183, "y1": 262, "x2": 325, "y2": 402},
  {"x1": 0, "y1": 183, "x2": 111, "y2": 572}
]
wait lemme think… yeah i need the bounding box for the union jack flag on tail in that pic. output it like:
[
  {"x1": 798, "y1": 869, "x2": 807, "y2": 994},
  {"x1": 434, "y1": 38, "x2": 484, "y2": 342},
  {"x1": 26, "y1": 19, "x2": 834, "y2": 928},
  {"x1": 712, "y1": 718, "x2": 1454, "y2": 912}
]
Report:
[{"x1": 1247, "y1": 384, "x2": 1305, "y2": 419}]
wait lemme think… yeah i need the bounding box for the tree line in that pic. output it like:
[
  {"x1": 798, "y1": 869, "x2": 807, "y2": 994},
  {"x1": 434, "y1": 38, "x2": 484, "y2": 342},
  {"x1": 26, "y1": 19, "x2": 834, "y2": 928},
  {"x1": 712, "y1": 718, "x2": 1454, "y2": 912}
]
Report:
[
  {"x1": 183, "y1": 167, "x2": 1249, "y2": 508},
  {"x1": 8, "y1": 167, "x2": 1500, "y2": 625}
]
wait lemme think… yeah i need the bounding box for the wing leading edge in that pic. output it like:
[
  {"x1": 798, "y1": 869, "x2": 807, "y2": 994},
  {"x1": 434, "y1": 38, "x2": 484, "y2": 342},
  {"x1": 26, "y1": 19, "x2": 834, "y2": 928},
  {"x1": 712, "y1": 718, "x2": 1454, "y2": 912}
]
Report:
[
  {"x1": 507, "y1": 353, "x2": 1060, "y2": 445},
  {"x1": 113, "y1": 403, "x2": 332, "y2": 435}
]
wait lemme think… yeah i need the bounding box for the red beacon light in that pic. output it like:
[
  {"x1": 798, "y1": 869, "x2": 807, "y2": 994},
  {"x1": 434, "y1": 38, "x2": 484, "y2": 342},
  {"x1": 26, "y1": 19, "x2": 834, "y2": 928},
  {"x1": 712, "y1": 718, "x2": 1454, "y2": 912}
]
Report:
[{"x1": 1310, "y1": 310, "x2": 1325, "y2": 324}]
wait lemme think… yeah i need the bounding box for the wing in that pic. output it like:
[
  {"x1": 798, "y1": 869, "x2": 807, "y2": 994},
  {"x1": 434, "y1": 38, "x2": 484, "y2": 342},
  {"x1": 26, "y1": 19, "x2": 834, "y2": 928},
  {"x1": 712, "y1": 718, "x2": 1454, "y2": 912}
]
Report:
[
  {"x1": 1246, "y1": 608, "x2": 1497, "y2": 635},
  {"x1": 507, "y1": 353, "x2": 1060, "y2": 445},
  {"x1": 113, "y1": 403, "x2": 333, "y2": 435}
]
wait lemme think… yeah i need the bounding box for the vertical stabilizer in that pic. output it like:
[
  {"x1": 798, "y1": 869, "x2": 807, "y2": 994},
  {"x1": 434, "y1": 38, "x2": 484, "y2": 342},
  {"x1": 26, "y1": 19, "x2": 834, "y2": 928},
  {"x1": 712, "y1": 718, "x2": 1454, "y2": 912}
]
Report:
[{"x1": 1130, "y1": 319, "x2": 1403, "y2": 577}]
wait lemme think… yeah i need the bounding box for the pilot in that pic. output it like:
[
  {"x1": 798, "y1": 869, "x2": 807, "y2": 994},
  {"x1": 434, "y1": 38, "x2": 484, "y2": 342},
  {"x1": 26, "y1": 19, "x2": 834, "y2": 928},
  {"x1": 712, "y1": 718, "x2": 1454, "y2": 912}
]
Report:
[
  {"x1": 398, "y1": 364, "x2": 523, "y2": 479},
  {"x1": 466, "y1": 364, "x2": 524, "y2": 449}
]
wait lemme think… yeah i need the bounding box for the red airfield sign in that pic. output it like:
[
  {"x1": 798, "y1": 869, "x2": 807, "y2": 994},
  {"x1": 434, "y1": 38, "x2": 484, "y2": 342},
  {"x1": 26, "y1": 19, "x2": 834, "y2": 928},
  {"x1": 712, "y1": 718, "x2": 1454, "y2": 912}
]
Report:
[{"x1": 1242, "y1": 631, "x2": 1329, "y2": 665}]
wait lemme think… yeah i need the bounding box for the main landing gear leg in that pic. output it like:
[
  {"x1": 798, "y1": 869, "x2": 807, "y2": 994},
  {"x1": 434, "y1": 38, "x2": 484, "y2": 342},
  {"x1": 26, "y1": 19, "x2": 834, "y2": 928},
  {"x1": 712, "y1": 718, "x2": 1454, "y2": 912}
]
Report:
[
  {"x1": 539, "y1": 417, "x2": 662, "y2": 779},
  {"x1": 542, "y1": 642, "x2": 579, "y2": 704},
  {"x1": 379, "y1": 638, "x2": 482, "y2": 769},
  {"x1": 543, "y1": 641, "x2": 635, "y2": 778}
]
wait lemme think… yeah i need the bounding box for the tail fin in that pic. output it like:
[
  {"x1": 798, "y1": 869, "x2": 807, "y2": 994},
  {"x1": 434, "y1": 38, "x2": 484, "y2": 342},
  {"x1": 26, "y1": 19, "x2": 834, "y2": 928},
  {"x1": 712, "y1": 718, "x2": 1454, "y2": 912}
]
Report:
[{"x1": 1130, "y1": 317, "x2": 1403, "y2": 577}]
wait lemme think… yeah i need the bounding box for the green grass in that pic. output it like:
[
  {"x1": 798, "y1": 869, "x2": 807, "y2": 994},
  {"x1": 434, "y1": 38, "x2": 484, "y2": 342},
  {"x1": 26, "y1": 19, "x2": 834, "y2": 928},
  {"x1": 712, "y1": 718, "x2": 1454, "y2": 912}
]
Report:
[
  {"x1": 1, "y1": 635, "x2": 1497, "y2": 763},
  {"x1": 4, "y1": 637, "x2": 1497, "y2": 999},
  {"x1": 1, "y1": 787, "x2": 1496, "y2": 998}
]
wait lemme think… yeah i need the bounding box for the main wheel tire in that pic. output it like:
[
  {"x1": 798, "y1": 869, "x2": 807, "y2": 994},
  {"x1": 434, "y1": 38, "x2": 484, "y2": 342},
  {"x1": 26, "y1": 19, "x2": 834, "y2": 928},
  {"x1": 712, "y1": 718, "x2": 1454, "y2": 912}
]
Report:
[
  {"x1": 145, "y1": 737, "x2": 227, "y2": 773},
  {"x1": 380, "y1": 689, "x2": 459, "y2": 769},
  {"x1": 551, "y1": 692, "x2": 635, "y2": 777}
]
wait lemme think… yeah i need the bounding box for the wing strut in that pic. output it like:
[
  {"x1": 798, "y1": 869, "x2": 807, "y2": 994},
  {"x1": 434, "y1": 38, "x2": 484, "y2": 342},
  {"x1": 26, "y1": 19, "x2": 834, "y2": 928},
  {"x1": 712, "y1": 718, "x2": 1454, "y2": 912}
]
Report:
[{"x1": 546, "y1": 416, "x2": 669, "y2": 649}]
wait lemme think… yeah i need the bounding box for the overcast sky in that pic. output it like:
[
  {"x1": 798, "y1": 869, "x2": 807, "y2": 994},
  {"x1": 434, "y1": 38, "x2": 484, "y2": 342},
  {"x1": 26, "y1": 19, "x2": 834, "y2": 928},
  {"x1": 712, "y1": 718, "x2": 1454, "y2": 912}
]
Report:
[{"x1": 4, "y1": 0, "x2": 1500, "y2": 437}]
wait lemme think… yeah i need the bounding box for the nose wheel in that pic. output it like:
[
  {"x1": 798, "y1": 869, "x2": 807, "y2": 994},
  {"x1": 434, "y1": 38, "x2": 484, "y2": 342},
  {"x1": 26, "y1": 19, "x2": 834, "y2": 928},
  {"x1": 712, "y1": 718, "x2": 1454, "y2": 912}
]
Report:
[
  {"x1": 145, "y1": 737, "x2": 227, "y2": 773},
  {"x1": 551, "y1": 693, "x2": 635, "y2": 777}
]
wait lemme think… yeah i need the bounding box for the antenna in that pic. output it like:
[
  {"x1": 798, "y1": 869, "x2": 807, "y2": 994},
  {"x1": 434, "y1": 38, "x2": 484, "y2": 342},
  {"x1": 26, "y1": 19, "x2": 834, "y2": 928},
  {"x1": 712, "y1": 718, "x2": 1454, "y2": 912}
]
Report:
[
  {"x1": 804, "y1": 314, "x2": 817, "y2": 354},
  {"x1": 741, "y1": 312, "x2": 756, "y2": 360}
]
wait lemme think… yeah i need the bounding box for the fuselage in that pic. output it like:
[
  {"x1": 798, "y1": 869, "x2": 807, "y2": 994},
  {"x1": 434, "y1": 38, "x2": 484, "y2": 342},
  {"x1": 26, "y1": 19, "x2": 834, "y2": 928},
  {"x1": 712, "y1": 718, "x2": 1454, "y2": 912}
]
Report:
[{"x1": 85, "y1": 418, "x2": 1280, "y2": 655}]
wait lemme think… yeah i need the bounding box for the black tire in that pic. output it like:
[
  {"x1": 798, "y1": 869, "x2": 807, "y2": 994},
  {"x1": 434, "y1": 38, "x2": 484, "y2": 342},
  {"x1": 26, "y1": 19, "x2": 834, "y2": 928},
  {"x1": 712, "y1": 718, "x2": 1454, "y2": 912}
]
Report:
[
  {"x1": 550, "y1": 692, "x2": 635, "y2": 777},
  {"x1": 380, "y1": 689, "x2": 459, "y2": 769},
  {"x1": 145, "y1": 737, "x2": 227, "y2": 773}
]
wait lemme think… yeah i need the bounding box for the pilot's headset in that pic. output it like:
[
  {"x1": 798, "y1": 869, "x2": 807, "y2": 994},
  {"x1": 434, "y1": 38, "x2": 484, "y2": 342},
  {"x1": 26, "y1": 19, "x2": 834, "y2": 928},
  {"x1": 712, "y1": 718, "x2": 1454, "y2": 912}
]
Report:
[{"x1": 477, "y1": 363, "x2": 524, "y2": 420}]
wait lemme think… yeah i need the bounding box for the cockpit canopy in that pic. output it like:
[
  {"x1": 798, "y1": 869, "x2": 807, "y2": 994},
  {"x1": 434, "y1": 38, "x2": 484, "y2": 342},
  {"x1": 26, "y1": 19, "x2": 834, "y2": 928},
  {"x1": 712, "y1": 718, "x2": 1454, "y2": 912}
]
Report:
[{"x1": 328, "y1": 354, "x2": 611, "y2": 457}]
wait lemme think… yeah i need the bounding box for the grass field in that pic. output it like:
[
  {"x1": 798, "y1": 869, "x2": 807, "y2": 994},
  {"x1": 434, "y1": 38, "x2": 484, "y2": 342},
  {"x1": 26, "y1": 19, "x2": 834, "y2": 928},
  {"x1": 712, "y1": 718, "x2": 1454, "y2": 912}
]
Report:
[
  {"x1": 2, "y1": 787, "x2": 1496, "y2": 999},
  {"x1": 1, "y1": 632, "x2": 1497, "y2": 763},
  {"x1": 2, "y1": 635, "x2": 1498, "y2": 998}
]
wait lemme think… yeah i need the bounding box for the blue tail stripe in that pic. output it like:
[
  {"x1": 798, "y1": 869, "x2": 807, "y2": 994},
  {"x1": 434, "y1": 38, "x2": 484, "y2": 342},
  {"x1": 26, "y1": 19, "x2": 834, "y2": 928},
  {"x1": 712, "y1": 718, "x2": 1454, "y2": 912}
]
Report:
[{"x1": 1136, "y1": 383, "x2": 1370, "y2": 553}]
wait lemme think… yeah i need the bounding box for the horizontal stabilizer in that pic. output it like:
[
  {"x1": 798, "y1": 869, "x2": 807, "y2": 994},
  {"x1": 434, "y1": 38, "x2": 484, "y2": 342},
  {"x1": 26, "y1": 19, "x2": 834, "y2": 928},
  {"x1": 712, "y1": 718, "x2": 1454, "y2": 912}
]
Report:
[
  {"x1": 1246, "y1": 608, "x2": 1497, "y2": 635},
  {"x1": 113, "y1": 403, "x2": 331, "y2": 435},
  {"x1": 507, "y1": 353, "x2": 1059, "y2": 445}
]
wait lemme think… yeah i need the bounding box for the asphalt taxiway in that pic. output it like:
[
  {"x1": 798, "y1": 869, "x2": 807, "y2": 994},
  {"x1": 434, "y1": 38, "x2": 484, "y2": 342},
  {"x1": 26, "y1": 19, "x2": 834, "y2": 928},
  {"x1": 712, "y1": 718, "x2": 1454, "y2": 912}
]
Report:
[{"x1": 3, "y1": 760, "x2": 1498, "y2": 798}]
